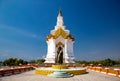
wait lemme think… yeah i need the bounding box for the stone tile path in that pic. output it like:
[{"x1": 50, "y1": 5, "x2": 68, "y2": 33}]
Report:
[{"x1": 0, "y1": 70, "x2": 120, "y2": 81}]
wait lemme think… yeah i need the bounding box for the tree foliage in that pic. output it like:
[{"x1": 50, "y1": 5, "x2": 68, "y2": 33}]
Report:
[
  {"x1": 76, "y1": 58, "x2": 118, "y2": 66},
  {"x1": 100, "y1": 58, "x2": 115, "y2": 66},
  {"x1": 36, "y1": 59, "x2": 45, "y2": 64},
  {"x1": 1, "y1": 58, "x2": 45, "y2": 66},
  {"x1": 2, "y1": 58, "x2": 28, "y2": 66},
  {"x1": 28, "y1": 60, "x2": 36, "y2": 64}
]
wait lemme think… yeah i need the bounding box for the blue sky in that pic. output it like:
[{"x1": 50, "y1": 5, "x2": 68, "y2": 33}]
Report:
[{"x1": 0, "y1": 0, "x2": 120, "y2": 61}]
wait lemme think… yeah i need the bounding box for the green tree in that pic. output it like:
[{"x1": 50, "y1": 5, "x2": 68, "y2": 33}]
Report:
[
  {"x1": 37, "y1": 59, "x2": 45, "y2": 64},
  {"x1": 0, "y1": 61, "x2": 2, "y2": 66},
  {"x1": 100, "y1": 58, "x2": 115, "y2": 66},
  {"x1": 76, "y1": 60, "x2": 88, "y2": 64},
  {"x1": 28, "y1": 60, "x2": 36, "y2": 64},
  {"x1": 3, "y1": 58, "x2": 18, "y2": 66},
  {"x1": 18, "y1": 59, "x2": 28, "y2": 65},
  {"x1": 2, "y1": 58, "x2": 28, "y2": 66}
]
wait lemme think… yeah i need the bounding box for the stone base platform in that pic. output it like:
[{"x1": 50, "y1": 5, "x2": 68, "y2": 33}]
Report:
[
  {"x1": 52, "y1": 65, "x2": 68, "y2": 69},
  {"x1": 35, "y1": 67, "x2": 86, "y2": 76}
]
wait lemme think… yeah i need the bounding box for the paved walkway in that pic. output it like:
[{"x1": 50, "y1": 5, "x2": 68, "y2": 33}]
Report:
[{"x1": 0, "y1": 70, "x2": 120, "y2": 81}]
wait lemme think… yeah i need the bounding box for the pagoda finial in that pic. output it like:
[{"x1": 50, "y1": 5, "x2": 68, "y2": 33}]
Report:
[
  {"x1": 58, "y1": 8, "x2": 62, "y2": 16},
  {"x1": 55, "y1": 9, "x2": 65, "y2": 30}
]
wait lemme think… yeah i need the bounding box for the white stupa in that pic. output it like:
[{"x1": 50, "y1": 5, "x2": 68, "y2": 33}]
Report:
[{"x1": 44, "y1": 10, "x2": 75, "y2": 64}]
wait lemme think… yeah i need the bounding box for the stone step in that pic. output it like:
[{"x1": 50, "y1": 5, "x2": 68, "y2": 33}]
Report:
[{"x1": 48, "y1": 70, "x2": 73, "y2": 78}]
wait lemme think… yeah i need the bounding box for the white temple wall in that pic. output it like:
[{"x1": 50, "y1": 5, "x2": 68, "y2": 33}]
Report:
[
  {"x1": 45, "y1": 39, "x2": 56, "y2": 63},
  {"x1": 64, "y1": 39, "x2": 75, "y2": 63},
  {"x1": 68, "y1": 39, "x2": 74, "y2": 56},
  {"x1": 64, "y1": 39, "x2": 68, "y2": 57},
  {"x1": 45, "y1": 38, "x2": 75, "y2": 63},
  {"x1": 47, "y1": 39, "x2": 55, "y2": 55}
]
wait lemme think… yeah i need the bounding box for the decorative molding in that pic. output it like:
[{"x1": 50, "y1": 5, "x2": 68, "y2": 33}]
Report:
[
  {"x1": 46, "y1": 28, "x2": 74, "y2": 41},
  {"x1": 56, "y1": 42, "x2": 64, "y2": 47}
]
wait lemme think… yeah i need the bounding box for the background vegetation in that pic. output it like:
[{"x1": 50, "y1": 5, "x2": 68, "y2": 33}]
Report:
[
  {"x1": 76, "y1": 58, "x2": 120, "y2": 67},
  {"x1": 0, "y1": 58, "x2": 45, "y2": 66},
  {"x1": 0, "y1": 58, "x2": 120, "y2": 67}
]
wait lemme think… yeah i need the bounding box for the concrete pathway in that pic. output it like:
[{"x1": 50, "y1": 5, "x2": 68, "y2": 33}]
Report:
[{"x1": 0, "y1": 70, "x2": 120, "y2": 81}]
